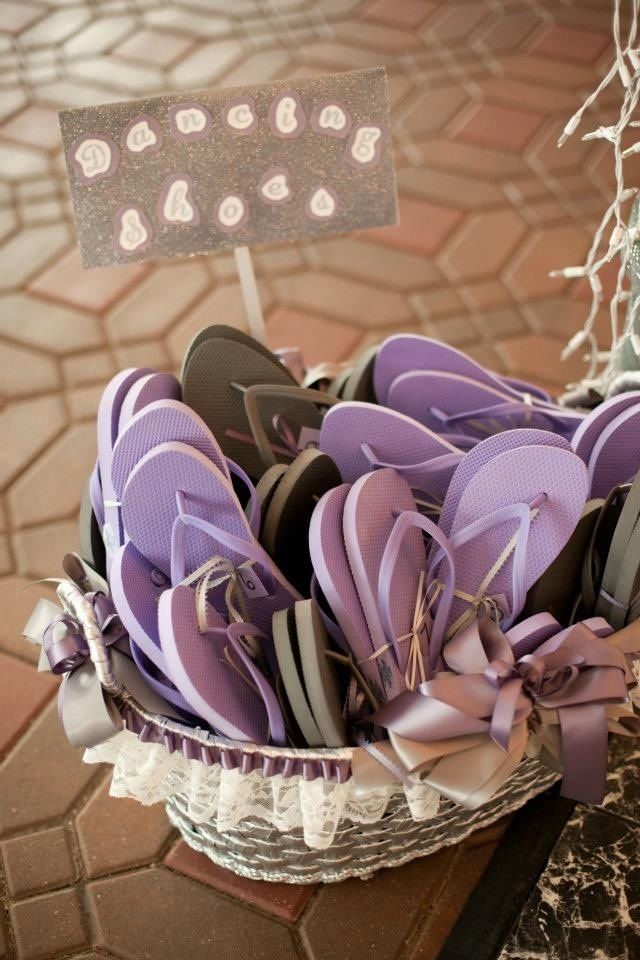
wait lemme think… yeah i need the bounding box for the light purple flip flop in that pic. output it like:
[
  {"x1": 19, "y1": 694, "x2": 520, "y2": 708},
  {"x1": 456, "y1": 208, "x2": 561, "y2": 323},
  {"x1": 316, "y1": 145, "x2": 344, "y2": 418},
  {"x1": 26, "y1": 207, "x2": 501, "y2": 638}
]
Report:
[
  {"x1": 111, "y1": 399, "x2": 260, "y2": 536},
  {"x1": 387, "y1": 370, "x2": 563, "y2": 438},
  {"x1": 97, "y1": 367, "x2": 153, "y2": 568},
  {"x1": 343, "y1": 469, "x2": 424, "y2": 698},
  {"x1": 374, "y1": 334, "x2": 542, "y2": 405},
  {"x1": 429, "y1": 445, "x2": 589, "y2": 635},
  {"x1": 121, "y1": 441, "x2": 299, "y2": 634},
  {"x1": 309, "y1": 484, "x2": 384, "y2": 704},
  {"x1": 319, "y1": 402, "x2": 461, "y2": 506},
  {"x1": 159, "y1": 585, "x2": 285, "y2": 744},
  {"x1": 109, "y1": 541, "x2": 196, "y2": 716},
  {"x1": 572, "y1": 391, "x2": 640, "y2": 465},
  {"x1": 437, "y1": 428, "x2": 571, "y2": 539},
  {"x1": 117, "y1": 372, "x2": 181, "y2": 433},
  {"x1": 586, "y1": 403, "x2": 640, "y2": 497}
]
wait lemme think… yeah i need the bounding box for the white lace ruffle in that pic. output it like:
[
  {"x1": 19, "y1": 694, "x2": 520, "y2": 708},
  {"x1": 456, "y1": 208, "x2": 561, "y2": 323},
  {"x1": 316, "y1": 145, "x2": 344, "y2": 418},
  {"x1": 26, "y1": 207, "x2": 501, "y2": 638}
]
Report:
[{"x1": 84, "y1": 731, "x2": 441, "y2": 849}]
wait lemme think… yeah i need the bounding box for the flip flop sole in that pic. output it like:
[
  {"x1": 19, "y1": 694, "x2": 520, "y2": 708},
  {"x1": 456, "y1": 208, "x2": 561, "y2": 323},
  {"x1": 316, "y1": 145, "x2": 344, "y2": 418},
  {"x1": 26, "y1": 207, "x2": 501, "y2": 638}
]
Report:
[
  {"x1": 181, "y1": 323, "x2": 295, "y2": 384},
  {"x1": 295, "y1": 599, "x2": 347, "y2": 747},
  {"x1": 273, "y1": 607, "x2": 323, "y2": 746},
  {"x1": 587, "y1": 404, "x2": 640, "y2": 497},
  {"x1": 572, "y1": 391, "x2": 640, "y2": 464},
  {"x1": 118, "y1": 372, "x2": 181, "y2": 433}
]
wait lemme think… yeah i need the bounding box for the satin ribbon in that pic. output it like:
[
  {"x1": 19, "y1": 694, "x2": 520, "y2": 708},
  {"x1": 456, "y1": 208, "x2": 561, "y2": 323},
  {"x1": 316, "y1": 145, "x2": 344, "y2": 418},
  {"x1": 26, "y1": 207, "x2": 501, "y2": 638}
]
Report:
[{"x1": 355, "y1": 614, "x2": 640, "y2": 807}]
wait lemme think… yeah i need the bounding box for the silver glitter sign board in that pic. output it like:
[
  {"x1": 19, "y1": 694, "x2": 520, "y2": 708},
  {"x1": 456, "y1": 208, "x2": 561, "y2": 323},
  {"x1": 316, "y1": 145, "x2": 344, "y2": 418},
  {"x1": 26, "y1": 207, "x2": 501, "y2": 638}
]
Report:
[{"x1": 58, "y1": 68, "x2": 398, "y2": 268}]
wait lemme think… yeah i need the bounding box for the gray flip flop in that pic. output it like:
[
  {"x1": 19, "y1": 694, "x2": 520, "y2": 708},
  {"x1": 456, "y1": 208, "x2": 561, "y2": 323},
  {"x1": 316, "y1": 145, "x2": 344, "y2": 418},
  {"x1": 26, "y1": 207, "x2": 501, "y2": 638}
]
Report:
[
  {"x1": 522, "y1": 499, "x2": 604, "y2": 625},
  {"x1": 596, "y1": 473, "x2": 640, "y2": 627},
  {"x1": 255, "y1": 463, "x2": 288, "y2": 534},
  {"x1": 79, "y1": 478, "x2": 106, "y2": 578},
  {"x1": 272, "y1": 607, "x2": 323, "y2": 747},
  {"x1": 262, "y1": 448, "x2": 341, "y2": 596},
  {"x1": 328, "y1": 366, "x2": 354, "y2": 399},
  {"x1": 181, "y1": 323, "x2": 295, "y2": 384},
  {"x1": 295, "y1": 599, "x2": 347, "y2": 747},
  {"x1": 341, "y1": 344, "x2": 378, "y2": 403}
]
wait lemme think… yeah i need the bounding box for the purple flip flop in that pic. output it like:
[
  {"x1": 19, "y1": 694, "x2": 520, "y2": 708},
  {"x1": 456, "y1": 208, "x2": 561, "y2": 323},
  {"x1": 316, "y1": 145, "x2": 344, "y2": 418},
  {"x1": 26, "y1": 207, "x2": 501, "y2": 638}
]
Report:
[
  {"x1": 97, "y1": 367, "x2": 153, "y2": 568},
  {"x1": 586, "y1": 403, "x2": 640, "y2": 497},
  {"x1": 159, "y1": 585, "x2": 285, "y2": 744},
  {"x1": 342, "y1": 468, "x2": 424, "y2": 698},
  {"x1": 319, "y1": 401, "x2": 462, "y2": 506},
  {"x1": 387, "y1": 370, "x2": 563, "y2": 438},
  {"x1": 309, "y1": 484, "x2": 384, "y2": 703},
  {"x1": 374, "y1": 334, "x2": 544, "y2": 405},
  {"x1": 429, "y1": 445, "x2": 589, "y2": 635},
  {"x1": 571, "y1": 391, "x2": 640, "y2": 465},
  {"x1": 118, "y1": 372, "x2": 181, "y2": 433},
  {"x1": 121, "y1": 441, "x2": 299, "y2": 634}
]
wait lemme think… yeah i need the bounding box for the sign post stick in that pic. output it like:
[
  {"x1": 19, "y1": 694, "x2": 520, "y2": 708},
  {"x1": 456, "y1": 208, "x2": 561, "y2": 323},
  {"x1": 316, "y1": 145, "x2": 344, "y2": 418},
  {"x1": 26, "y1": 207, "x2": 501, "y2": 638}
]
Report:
[{"x1": 234, "y1": 244, "x2": 267, "y2": 346}]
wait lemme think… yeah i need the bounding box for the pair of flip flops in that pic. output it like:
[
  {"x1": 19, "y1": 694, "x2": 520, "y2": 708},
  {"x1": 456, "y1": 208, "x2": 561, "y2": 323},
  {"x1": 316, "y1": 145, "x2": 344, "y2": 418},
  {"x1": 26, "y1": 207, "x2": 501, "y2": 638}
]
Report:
[
  {"x1": 182, "y1": 325, "x2": 336, "y2": 481},
  {"x1": 571, "y1": 391, "x2": 640, "y2": 497},
  {"x1": 373, "y1": 334, "x2": 583, "y2": 443},
  {"x1": 273, "y1": 600, "x2": 347, "y2": 747}
]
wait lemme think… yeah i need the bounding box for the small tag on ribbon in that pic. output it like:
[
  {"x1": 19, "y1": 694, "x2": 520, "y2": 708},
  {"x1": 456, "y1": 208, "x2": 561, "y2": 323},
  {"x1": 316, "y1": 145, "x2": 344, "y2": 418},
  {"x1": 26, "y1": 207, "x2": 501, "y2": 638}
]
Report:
[{"x1": 237, "y1": 565, "x2": 270, "y2": 599}]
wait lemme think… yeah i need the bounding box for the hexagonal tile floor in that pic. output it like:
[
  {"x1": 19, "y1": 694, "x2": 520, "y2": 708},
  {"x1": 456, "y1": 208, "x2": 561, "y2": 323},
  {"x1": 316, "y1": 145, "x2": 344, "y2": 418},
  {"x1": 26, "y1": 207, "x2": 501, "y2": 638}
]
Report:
[{"x1": 0, "y1": 1, "x2": 631, "y2": 957}]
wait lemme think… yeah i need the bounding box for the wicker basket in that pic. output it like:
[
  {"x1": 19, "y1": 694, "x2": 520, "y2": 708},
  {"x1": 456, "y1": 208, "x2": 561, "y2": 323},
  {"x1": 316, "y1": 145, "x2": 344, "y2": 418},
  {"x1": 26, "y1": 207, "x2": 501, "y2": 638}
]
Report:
[{"x1": 55, "y1": 577, "x2": 561, "y2": 883}]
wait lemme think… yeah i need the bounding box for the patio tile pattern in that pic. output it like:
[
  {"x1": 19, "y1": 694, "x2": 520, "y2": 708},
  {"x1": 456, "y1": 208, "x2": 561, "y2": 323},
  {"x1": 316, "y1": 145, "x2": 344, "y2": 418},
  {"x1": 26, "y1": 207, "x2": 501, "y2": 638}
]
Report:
[{"x1": 0, "y1": 0, "x2": 634, "y2": 957}]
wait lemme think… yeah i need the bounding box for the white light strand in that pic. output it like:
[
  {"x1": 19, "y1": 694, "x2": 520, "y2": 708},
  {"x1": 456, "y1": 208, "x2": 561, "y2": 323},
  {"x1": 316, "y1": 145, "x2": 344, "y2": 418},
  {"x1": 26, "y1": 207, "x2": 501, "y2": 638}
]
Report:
[{"x1": 555, "y1": 0, "x2": 640, "y2": 393}]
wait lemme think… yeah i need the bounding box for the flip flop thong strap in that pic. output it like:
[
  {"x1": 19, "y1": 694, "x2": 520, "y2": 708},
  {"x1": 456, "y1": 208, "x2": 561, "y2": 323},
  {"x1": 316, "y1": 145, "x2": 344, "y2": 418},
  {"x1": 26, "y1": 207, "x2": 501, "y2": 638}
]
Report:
[
  {"x1": 361, "y1": 444, "x2": 462, "y2": 482},
  {"x1": 429, "y1": 399, "x2": 548, "y2": 431},
  {"x1": 242, "y1": 383, "x2": 339, "y2": 470},
  {"x1": 225, "y1": 457, "x2": 261, "y2": 537},
  {"x1": 377, "y1": 509, "x2": 456, "y2": 673}
]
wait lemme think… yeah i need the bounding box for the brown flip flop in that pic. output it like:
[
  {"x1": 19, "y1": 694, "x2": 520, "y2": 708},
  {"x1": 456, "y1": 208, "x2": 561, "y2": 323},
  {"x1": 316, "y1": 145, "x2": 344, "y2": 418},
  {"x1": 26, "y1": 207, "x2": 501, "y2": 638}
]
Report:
[
  {"x1": 341, "y1": 344, "x2": 378, "y2": 402},
  {"x1": 180, "y1": 323, "x2": 295, "y2": 384},
  {"x1": 295, "y1": 600, "x2": 347, "y2": 747}
]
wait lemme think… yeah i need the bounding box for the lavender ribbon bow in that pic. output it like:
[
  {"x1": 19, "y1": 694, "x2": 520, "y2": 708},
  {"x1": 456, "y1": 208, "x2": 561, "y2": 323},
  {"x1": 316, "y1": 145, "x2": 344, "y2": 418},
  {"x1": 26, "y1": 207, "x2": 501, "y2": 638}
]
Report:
[
  {"x1": 367, "y1": 614, "x2": 640, "y2": 806},
  {"x1": 43, "y1": 593, "x2": 127, "y2": 674}
]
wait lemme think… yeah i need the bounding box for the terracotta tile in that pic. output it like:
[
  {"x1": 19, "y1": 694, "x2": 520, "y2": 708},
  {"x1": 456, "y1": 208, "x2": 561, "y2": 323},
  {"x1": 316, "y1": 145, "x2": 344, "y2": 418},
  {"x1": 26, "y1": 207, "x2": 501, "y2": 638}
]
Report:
[
  {"x1": 0, "y1": 225, "x2": 69, "y2": 289},
  {"x1": 20, "y1": 7, "x2": 90, "y2": 46},
  {"x1": 113, "y1": 340, "x2": 171, "y2": 371},
  {"x1": 270, "y1": 271, "x2": 412, "y2": 328},
  {"x1": 459, "y1": 279, "x2": 513, "y2": 311},
  {"x1": 422, "y1": 1, "x2": 490, "y2": 43},
  {"x1": 0, "y1": 3, "x2": 44, "y2": 36},
  {"x1": 403, "y1": 87, "x2": 468, "y2": 140},
  {"x1": 0, "y1": 341, "x2": 59, "y2": 398},
  {"x1": 527, "y1": 121, "x2": 595, "y2": 172},
  {"x1": 165, "y1": 840, "x2": 316, "y2": 922},
  {"x1": 61, "y1": 349, "x2": 115, "y2": 388},
  {"x1": 365, "y1": 197, "x2": 463, "y2": 258},
  {"x1": 267, "y1": 307, "x2": 361, "y2": 365},
  {"x1": 451, "y1": 102, "x2": 545, "y2": 153},
  {"x1": 475, "y1": 9, "x2": 541, "y2": 51},
  {"x1": 170, "y1": 39, "x2": 243, "y2": 88},
  {"x1": 314, "y1": 237, "x2": 442, "y2": 290},
  {"x1": 495, "y1": 333, "x2": 587, "y2": 387},
  {"x1": 114, "y1": 28, "x2": 194, "y2": 67},
  {"x1": 0, "y1": 576, "x2": 57, "y2": 664},
  {"x1": 361, "y1": 0, "x2": 435, "y2": 30},
  {"x1": 474, "y1": 306, "x2": 527, "y2": 340},
  {"x1": 411, "y1": 286, "x2": 466, "y2": 321},
  {"x1": 529, "y1": 24, "x2": 610, "y2": 65},
  {"x1": 76, "y1": 778, "x2": 174, "y2": 878},
  {"x1": 438, "y1": 209, "x2": 529, "y2": 281},
  {"x1": 0, "y1": 651, "x2": 56, "y2": 760},
  {"x1": 63, "y1": 15, "x2": 135, "y2": 57},
  {"x1": 106, "y1": 263, "x2": 210, "y2": 344},
  {"x1": 500, "y1": 53, "x2": 597, "y2": 90},
  {"x1": 88, "y1": 867, "x2": 296, "y2": 960},
  {"x1": 0, "y1": 395, "x2": 67, "y2": 490},
  {"x1": 66, "y1": 384, "x2": 103, "y2": 423},
  {"x1": 416, "y1": 138, "x2": 527, "y2": 179},
  {"x1": 0, "y1": 537, "x2": 11, "y2": 577},
  {"x1": 429, "y1": 315, "x2": 477, "y2": 347},
  {"x1": 8, "y1": 423, "x2": 96, "y2": 528},
  {"x1": 1, "y1": 826, "x2": 76, "y2": 897},
  {"x1": 0, "y1": 294, "x2": 103, "y2": 353},
  {"x1": 300, "y1": 848, "x2": 456, "y2": 960},
  {"x1": 335, "y1": 21, "x2": 422, "y2": 52},
  {"x1": 30, "y1": 247, "x2": 148, "y2": 313},
  {"x1": 503, "y1": 224, "x2": 591, "y2": 301},
  {"x1": 220, "y1": 50, "x2": 292, "y2": 88},
  {"x1": 397, "y1": 167, "x2": 503, "y2": 210},
  {"x1": 10, "y1": 888, "x2": 88, "y2": 960},
  {"x1": 12, "y1": 519, "x2": 79, "y2": 579},
  {"x1": 478, "y1": 77, "x2": 577, "y2": 114},
  {"x1": 0, "y1": 105, "x2": 60, "y2": 151},
  {"x1": 0, "y1": 699, "x2": 98, "y2": 835}
]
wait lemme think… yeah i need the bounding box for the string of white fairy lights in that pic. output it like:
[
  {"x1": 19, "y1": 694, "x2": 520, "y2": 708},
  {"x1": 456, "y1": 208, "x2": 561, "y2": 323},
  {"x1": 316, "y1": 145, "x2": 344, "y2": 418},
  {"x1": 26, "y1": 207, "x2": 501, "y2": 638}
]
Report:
[{"x1": 554, "y1": 0, "x2": 640, "y2": 395}]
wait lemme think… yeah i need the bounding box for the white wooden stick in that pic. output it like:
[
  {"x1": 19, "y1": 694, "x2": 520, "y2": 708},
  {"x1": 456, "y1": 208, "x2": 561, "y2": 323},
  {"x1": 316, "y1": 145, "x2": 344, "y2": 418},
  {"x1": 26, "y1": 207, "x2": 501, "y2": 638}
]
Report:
[{"x1": 234, "y1": 245, "x2": 267, "y2": 346}]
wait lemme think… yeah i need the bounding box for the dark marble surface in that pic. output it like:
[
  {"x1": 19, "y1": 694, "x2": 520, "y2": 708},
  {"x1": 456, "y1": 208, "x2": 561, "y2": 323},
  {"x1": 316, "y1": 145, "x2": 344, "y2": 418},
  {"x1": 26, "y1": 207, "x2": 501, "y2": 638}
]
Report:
[{"x1": 498, "y1": 738, "x2": 640, "y2": 960}]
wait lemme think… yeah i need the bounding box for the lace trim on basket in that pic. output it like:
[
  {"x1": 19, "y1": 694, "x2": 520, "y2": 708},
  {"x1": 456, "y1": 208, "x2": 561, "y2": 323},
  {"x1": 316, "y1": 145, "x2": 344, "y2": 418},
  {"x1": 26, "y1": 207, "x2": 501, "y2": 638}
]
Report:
[{"x1": 84, "y1": 731, "x2": 441, "y2": 850}]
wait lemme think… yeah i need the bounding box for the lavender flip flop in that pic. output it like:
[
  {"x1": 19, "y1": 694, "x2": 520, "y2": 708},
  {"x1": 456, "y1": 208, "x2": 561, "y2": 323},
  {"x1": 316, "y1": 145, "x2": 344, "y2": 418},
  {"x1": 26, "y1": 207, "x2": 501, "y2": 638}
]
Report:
[
  {"x1": 342, "y1": 468, "x2": 423, "y2": 699},
  {"x1": 585, "y1": 403, "x2": 640, "y2": 497},
  {"x1": 98, "y1": 367, "x2": 153, "y2": 566},
  {"x1": 319, "y1": 402, "x2": 461, "y2": 506},
  {"x1": 109, "y1": 541, "x2": 196, "y2": 716},
  {"x1": 571, "y1": 391, "x2": 640, "y2": 465},
  {"x1": 437, "y1": 428, "x2": 571, "y2": 539},
  {"x1": 430, "y1": 445, "x2": 589, "y2": 636},
  {"x1": 374, "y1": 334, "x2": 548, "y2": 405},
  {"x1": 118, "y1": 372, "x2": 181, "y2": 433},
  {"x1": 309, "y1": 484, "x2": 383, "y2": 703},
  {"x1": 121, "y1": 441, "x2": 300, "y2": 634},
  {"x1": 160, "y1": 584, "x2": 285, "y2": 743},
  {"x1": 387, "y1": 370, "x2": 563, "y2": 438}
]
